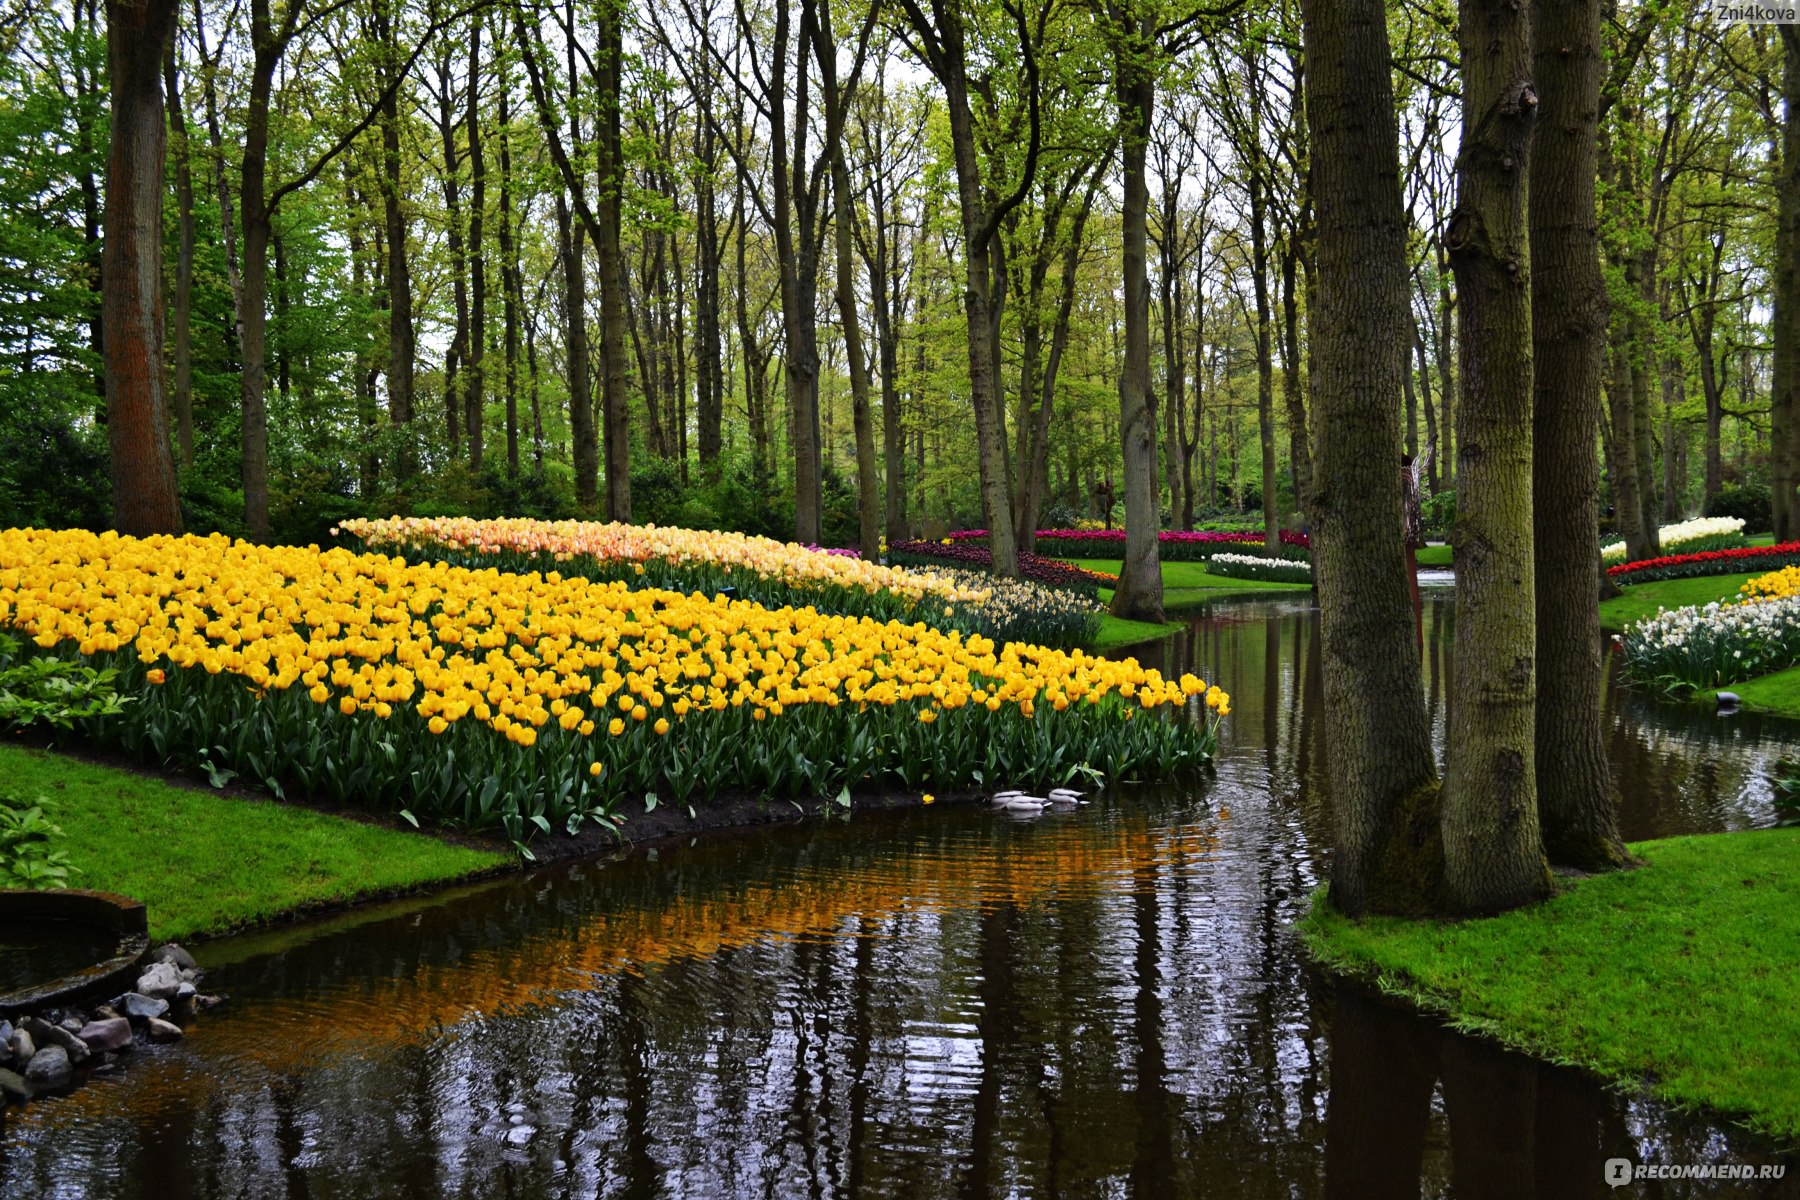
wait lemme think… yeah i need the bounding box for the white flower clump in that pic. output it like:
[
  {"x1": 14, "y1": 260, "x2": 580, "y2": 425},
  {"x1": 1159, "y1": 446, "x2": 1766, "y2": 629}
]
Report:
[
  {"x1": 1209, "y1": 552, "x2": 1314, "y2": 581},
  {"x1": 1601, "y1": 516, "x2": 1745, "y2": 566},
  {"x1": 1621, "y1": 590, "x2": 1800, "y2": 691}
]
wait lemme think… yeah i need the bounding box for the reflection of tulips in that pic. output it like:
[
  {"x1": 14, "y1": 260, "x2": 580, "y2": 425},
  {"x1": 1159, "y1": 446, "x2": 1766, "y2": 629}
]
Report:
[{"x1": 0, "y1": 529, "x2": 1228, "y2": 839}]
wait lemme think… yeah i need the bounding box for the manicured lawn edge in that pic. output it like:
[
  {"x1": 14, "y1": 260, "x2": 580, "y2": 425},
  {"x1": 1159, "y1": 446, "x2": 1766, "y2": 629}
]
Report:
[
  {"x1": 1707, "y1": 665, "x2": 1800, "y2": 721},
  {"x1": 2, "y1": 740, "x2": 509, "y2": 943},
  {"x1": 1299, "y1": 829, "x2": 1800, "y2": 1139},
  {"x1": 1597, "y1": 572, "x2": 1761, "y2": 634},
  {"x1": 1092, "y1": 615, "x2": 1181, "y2": 651}
]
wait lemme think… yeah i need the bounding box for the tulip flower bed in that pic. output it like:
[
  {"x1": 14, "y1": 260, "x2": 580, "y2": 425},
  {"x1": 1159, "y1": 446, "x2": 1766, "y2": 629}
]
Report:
[
  {"x1": 949, "y1": 528, "x2": 1311, "y2": 563},
  {"x1": 340, "y1": 516, "x2": 988, "y2": 630},
  {"x1": 0, "y1": 530, "x2": 1227, "y2": 844},
  {"x1": 1206, "y1": 552, "x2": 1314, "y2": 584},
  {"x1": 886, "y1": 540, "x2": 1117, "y2": 591},
  {"x1": 1601, "y1": 516, "x2": 1746, "y2": 567},
  {"x1": 907, "y1": 565, "x2": 1105, "y2": 648},
  {"x1": 1620, "y1": 566, "x2": 1800, "y2": 694},
  {"x1": 1606, "y1": 541, "x2": 1800, "y2": 585}
]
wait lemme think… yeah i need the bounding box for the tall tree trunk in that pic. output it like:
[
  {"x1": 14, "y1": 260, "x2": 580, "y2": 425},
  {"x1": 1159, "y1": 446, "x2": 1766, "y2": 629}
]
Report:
[
  {"x1": 1248, "y1": 112, "x2": 1279, "y2": 551},
  {"x1": 237, "y1": 0, "x2": 288, "y2": 543},
  {"x1": 347, "y1": 165, "x2": 381, "y2": 497},
  {"x1": 832, "y1": 155, "x2": 881, "y2": 559},
  {"x1": 596, "y1": 1, "x2": 628, "y2": 522},
  {"x1": 1530, "y1": 0, "x2": 1626, "y2": 872},
  {"x1": 1302, "y1": 0, "x2": 1441, "y2": 917},
  {"x1": 893, "y1": 0, "x2": 1028, "y2": 578},
  {"x1": 102, "y1": 0, "x2": 183, "y2": 536},
  {"x1": 1160, "y1": 188, "x2": 1188, "y2": 532},
  {"x1": 1442, "y1": 0, "x2": 1552, "y2": 914},
  {"x1": 558, "y1": 195, "x2": 596, "y2": 509},
  {"x1": 465, "y1": 22, "x2": 487, "y2": 472},
  {"x1": 436, "y1": 51, "x2": 468, "y2": 459},
  {"x1": 1773, "y1": 28, "x2": 1800, "y2": 541},
  {"x1": 1281, "y1": 241, "x2": 1311, "y2": 511},
  {"x1": 164, "y1": 47, "x2": 196, "y2": 472},
  {"x1": 376, "y1": 0, "x2": 416, "y2": 482},
  {"x1": 75, "y1": 0, "x2": 107, "y2": 409},
  {"x1": 1434, "y1": 239, "x2": 1457, "y2": 487},
  {"x1": 1110, "y1": 15, "x2": 1164, "y2": 622},
  {"x1": 495, "y1": 41, "x2": 521, "y2": 478}
]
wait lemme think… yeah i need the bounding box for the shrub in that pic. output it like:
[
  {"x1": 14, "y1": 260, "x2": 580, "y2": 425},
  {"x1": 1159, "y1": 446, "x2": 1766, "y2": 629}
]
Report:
[
  {"x1": 1705, "y1": 482, "x2": 1773, "y2": 535},
  {"x1": 0, "y1": 795, "x2": 77, "y2": 889},
  {"x1": 887, "y1": 540, "x2": 1116, "y2": 592}
]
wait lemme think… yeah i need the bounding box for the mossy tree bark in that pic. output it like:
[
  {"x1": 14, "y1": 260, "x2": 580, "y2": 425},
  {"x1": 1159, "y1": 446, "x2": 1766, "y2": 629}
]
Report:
[
  {"x1": 1529, "y1": 0, "x2": 1626, "y2": 872},
  {"x1": 1110, "y1": 7, "x2": 1165, "y2": 624},
  {"x1": 1299, "y1": 0, "x2": 1442, "y2": 917},
  {"x1": 102, "y1": 0, "x2": 184, "y2": 537},
  {"x1": 1442, "y1": 0, "x2": 1553, "y2": 914},
  {"x1": 1774, "y1": 29, "x2": 1800, "y2": 543}
]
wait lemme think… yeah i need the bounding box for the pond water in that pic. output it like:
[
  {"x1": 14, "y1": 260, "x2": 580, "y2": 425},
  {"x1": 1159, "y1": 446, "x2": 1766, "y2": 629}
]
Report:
[
  {"x1": 1, "y1": 595, "x2": 1794, "y2": 1199},
  {"x1": 0, "y1": 922, "x2": 118, "y2": 997}
]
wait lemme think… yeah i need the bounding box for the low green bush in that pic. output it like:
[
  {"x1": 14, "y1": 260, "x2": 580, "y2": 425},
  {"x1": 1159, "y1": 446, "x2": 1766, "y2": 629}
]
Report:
[
  {"x1": 1706, "y1": 482, "x2": 1773, "y2": 535},
  {"x1": 0, "y1": 794, "x2": 77, "y2": 889}
]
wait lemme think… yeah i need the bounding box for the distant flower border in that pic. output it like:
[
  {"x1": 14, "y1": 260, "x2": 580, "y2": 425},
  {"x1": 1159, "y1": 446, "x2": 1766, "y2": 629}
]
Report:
[{"x1": 1607, "y1": 542, "x2": 1800, "y2": 584}]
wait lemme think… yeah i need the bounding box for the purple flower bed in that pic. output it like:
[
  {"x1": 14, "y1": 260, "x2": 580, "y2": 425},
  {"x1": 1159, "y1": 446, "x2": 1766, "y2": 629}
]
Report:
[
  {"x1": 888, "y1": 541, "x2": 1117, "y2": 591},
  {"x1": 948, "y1": 528, "x2": 1310, "y2": 563}
]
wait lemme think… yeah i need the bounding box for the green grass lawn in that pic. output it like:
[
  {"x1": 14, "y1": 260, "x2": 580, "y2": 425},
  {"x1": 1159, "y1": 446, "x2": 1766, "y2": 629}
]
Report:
[
  {"x1": 1302, "y1": 829, "x2": 1800, "y2": 1138},
  {"x1": 1718, "y1": 664, "x2": 1800, "y2": 720},
  {"x1": 1, "y1": 743, "x2": 507, "y2": 941},
  {"x1": 1415, "y1": 544, "x2": 1453, "y2": 567},
  {"x1": 1091, "y1": 614, "x2": 1181, "y2": 652},
  {"x1": 1597, "y1": 572, "x2": 1759, "y2": 633},
  {"x1": 1072, "y1": 558, "x2": 1311, "y2": 592}
]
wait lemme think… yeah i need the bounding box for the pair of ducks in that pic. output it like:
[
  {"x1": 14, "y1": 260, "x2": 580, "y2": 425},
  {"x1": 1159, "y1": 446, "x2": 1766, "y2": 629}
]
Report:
[{"x1": 991, "y1": 788, "x2": 1086, "y2": 814}]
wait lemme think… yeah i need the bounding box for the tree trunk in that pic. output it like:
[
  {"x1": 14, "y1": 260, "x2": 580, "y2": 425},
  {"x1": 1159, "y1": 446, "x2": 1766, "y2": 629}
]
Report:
[
  {"x1": 237, "y1": 3, "x2": 286, "y2": 544},
  {"x1": 164, "y1": 48, "x2": 196, "y2": 473},
  {"x1": 1249, "y1": 122, "x2": 1279, "y2": 552},
  {"x1": 832, "y1": 155, "x2": 881, "y2": 559},
  {"x1": 770, "y1": 0, "x2": 822, "y2": 542},
  {"x1": 1302, "y1": 0, "x2": 1441, "y2": 917},
  {"x1": 1281, "y1": 241, "x2": 1311, "y2": 512},
  {"x1": 376, "y1": 0, "x2": 416, "y2": 482},
  {"x1": 1111, "y1": 22, "x2": 1164, "y2": 622},
  {"x1": 1530, "y1": 0, "x2": 1626, "y2": 872},
  {"x1": 102, "y1": 0, "x2": 183, "y2": 536},
  {"x1": 1442, "y1": 0, "x2": 1552, "y2": 914},
  {"x1": 465, "y1": 22, "x2": 487, "y2": 472},
  {"x1": 495, "y1": 38, "x2": 521, "y2": 478},
  {"x1": 1774, "y1": 28, "x2": 1800, "y2": 541},
  {"x1": 558, "y1": 195, "x2": 597, "y2": 511},
  {"x1": 435, "y1": 50, "x2": 468, "y2": 460}
]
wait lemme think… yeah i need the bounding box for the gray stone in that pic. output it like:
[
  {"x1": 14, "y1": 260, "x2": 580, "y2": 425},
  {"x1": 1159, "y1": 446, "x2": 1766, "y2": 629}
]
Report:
[
  {"x1": 170, "y1": 985, "x2": 197, "y2": 1021},
  {"x1": 77, "y1": 1018, "x2": 132, "y2": 1053},
  {"x1": 29, "y1": 1019, "x2": 90, "y2": 1064},
  {"x1": 0, "y1": 1068, "x2": 30, "y2": 1103},
  {"x1": 11, "y1": 1030, "x2": 34, "y2": 1063},
  {"x1": 149, "y1": 943, "x2": 198, "y2": 972},
  {"x1": 92, "y1": 1006, "x2": 120, "y2": 1022},
  {"x1": 135, "y1": 963, "x2": 183, "y2": 1000},
  {"x1": 59, "y1": 1017, "x2": 84, "y2": 1035},
  {"x1": 23, "y1": 1045, "x2": 69, "y2": 1085},
  {"x1": 144, "y1": 1018, "x2": 183, "y2": 1044},
  {"x1": 178, "y1": 968, "x2": 198, "y2": 984},
  {"x1": 196, "y1": 994, "x2": 223, "y2": 1012},
  {"x1": 120, "y1": 992, "x2": 169, "y2": 1021}
]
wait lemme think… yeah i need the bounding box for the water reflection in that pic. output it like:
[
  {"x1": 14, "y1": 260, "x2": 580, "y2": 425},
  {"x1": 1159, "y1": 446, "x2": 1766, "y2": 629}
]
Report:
[{"x1": 0, "y1": 597, "x2": 1793, "y2": 1198}]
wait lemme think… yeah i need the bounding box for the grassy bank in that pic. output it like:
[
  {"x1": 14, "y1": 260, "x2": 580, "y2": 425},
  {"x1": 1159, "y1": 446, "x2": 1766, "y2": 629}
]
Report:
[
  {"x1": 1597, "y1": 572, "x2": 1759, "y2": 633},
  {"x1": 1084, "y1": 559, "x2": 1309, "y2": 653},
  {"x1": 1717, "y1": 665, "x2": 1800, "y2": 720},
  {"x1": 2, "y1": 743, "x2": 507, "y2": 942},
  {"x1": 1301, "y1": 829, "x2": 1800, "y2": 1137}
]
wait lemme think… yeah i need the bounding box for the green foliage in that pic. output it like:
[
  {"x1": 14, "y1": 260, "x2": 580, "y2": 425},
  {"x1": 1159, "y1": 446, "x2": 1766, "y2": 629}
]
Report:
[
  {"x1": 0, "y1": 633, "x2": 129, "y2": 729},
  {"x1": 1705, "y1": 482, "x2": 1773, "y2": 535},
  {"x1": 1420, "y1": 489, "x2": 1455, "y2": 540},
  {"x1": 1773, "y1": 758, "x2": 1800, "y2": 826},
  {"x1": 0, "y1": 793, "x2": 78, "y2": 889}
]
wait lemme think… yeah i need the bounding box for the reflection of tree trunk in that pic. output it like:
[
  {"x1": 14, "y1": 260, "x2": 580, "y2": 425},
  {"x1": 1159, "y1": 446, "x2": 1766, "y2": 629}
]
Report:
[
  {"x1": 1533, "y1": 1066, "x2": 1608, "y2": 1199},
  {"x1": 618, "y1": 972, "x2": 662, "y2": 1194},
  {"x1": 1128, "y1": 863, "x2": 1177, "y2": 1200},
  {"x1": 1324, "y1": 990, "x2": 1436, "y2": 1200},
  {"x1": 959, "y1": 902, "x2": 1017, "y2": 1200},
  {"x1": 1442, "y1": 1037, "x2": 1538, "y2": 1200}
]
